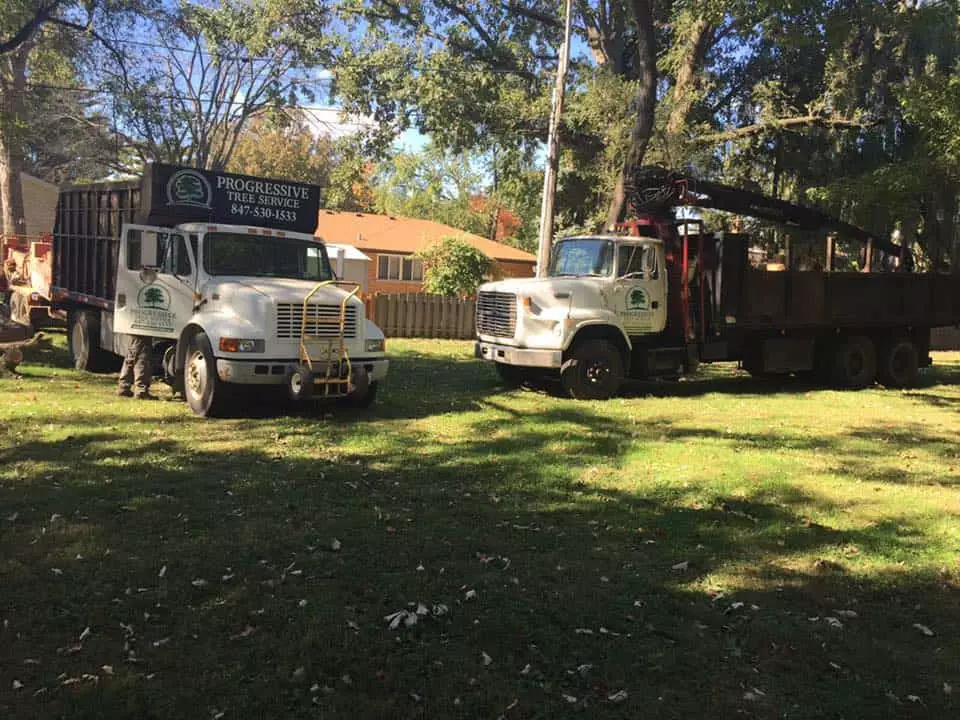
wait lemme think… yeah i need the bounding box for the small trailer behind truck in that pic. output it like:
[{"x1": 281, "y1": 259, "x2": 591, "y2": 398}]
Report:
[
  {"x1": 51, "y1": 163, "x2": 388, "y2": 416},
  {"x1": 476, "y1": 168, "x2": 960, "y2": 399}
]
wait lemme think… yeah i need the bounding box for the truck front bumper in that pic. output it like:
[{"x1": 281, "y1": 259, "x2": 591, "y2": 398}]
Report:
[
  {"x1": 215, "y1": 357, "x2": 389, "y2": 385},
  {"x1": 475, "y1": 341, "x2": 562, "y2": 369}
]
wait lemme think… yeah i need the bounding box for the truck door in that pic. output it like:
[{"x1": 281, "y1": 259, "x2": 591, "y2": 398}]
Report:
[
  {"x1": 114, "y1": 225, "x2": 196, "y2": 340},
  {"x1": 613, "y1": 242, "x2": 667, "y2": 335}
]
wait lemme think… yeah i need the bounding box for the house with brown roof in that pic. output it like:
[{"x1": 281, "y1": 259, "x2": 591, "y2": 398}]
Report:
[{"x1": 316, "y1": 211, "x2": 536, "y2": 294}]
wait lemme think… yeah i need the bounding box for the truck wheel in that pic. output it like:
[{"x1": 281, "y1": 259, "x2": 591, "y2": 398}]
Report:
[
  {"x1": 561, "y1": 340, "x2": 624, "y2": 400},
  {"x1": 184, "y1": 332, "x2": 227, "y2": 417},
  {"x1": 877, "y1": 338, "x2": 920, "y2": 388},
  {"x1": 832, "y1": 336, "x2": 876, "y2": 389},
  {"x1": 68, "y1": 311, "x2": 112, "y2": 372},
  {"x1": 286, "y1": 364, "x2": 314, "y2": 403},
  {"x1": 339, "y1": 381, "x2": 379, "y2": 409}
]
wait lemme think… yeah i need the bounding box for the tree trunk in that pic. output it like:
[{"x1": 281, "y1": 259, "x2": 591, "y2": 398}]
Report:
[
  {"x1": 665, "y1": 15, "x2": 715, "y2": 136},
  {"x1": 606, "y1": 0, "x2": 657, "y2": 228},
  {"x1": 0, "y1": 49, "x2": 28, "y2": 237}
]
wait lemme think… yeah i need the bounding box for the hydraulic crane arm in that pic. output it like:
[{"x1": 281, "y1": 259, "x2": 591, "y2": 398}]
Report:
[{"x1": 627, "y1": 167, "x2": 902, "y2": 257}]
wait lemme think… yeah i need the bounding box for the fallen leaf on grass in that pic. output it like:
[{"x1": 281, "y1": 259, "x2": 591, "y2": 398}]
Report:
[
  {"x1": 51, "y1": 568, "x2": 63, "y2": 576},
  {"x1": 331, "y1": 538, "x2": 342, "y2": 551},
  {"x1": 520, "y1": 664, "x2": 532, "y2": 676},
  {"x1": 907, "y1": 695, "x2": 921, "y2": 703},
  {"x1": 608, "y1": 689, "x2": 628, "y2": 703},
  {"x1": 298, "y1": 599, "x2": 308, "y2": 608},
  {"x1": 913, "y1": 623, "x2": 935, "y2": 637},
  {"x1": 574, "y1": 628, "x2": 594, "y2": 635},
  {"x1": 79, "y1": 626, "x2": 92, "y2": 642},
  {"x1": 191, "y1": 579, "x2": 208, "y2": 589},
  {"x1": 562, "y1": 694, "x2": 578, "y2": 704},
  {"x1": 158, "y1": 565, "x2": 167, "y2": 578},
  {"x1": 101, "y1": 665, "x2": 114, "y2": 675},
  {"x1": 671, "y1": 561, "x2": 689, "y2": 571},
  {"x1": 12, "y1": 680, "x2": 23, "y2": 690},
  {"x1": 824, "y1": 617, "x2": 843, "y2": 630},
  {"x1": 944, "y1": 682, "x2": 952, "y2": 696},
  {"x1": 152, "y1": 637, "x2": 171, "y2": 648},
  {"x1": 464, "y1": 589, "x2": 477, "y2": 601},
  {"x1": 833, "y1": 609, "x2": 858, "y2": 618},
  {"x1": 482, "y1": 651, "x2": 493, "y2": 666},
  {"x1": 230, "y1": 625, "x2": 256, "y2": 640}
]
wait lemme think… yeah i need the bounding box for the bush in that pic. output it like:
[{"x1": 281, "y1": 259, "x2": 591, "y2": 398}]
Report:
[{"x1": 417, "y1": 237, "x2": 493, "y2": 297}]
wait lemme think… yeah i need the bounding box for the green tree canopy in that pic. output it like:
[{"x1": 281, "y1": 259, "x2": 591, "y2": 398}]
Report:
[{"x1": 416, "y1": 236, "x2": 493, "y2": 297}]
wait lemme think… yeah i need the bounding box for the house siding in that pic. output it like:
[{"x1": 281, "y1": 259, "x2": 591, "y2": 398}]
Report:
[{"x1": 363, "y1": 250, "x2": 535, "y2": 294}]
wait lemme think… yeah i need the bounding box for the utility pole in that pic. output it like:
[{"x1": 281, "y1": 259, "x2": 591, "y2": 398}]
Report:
[{"x1": 536, "y1": 0, "x2": 574, "y2": 278}]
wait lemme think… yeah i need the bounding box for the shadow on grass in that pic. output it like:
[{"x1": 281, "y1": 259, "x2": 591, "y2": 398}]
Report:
[{"x1": 1, "y1": 402, "x2": 958, "y2": 719}]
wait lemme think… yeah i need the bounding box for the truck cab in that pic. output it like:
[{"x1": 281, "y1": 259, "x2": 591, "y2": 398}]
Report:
[
  {"x1": 112, "y1": 222, "x2": 387, "y2": 415},
  {"x1": 476, "y1": 234, "x2": 670, "y2": 399}
]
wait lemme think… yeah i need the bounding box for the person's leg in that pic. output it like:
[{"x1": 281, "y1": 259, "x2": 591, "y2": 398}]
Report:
[
  {"x1": 132, "y1": 337, "x2": 154, "y2": 398},
  {"x1": 117, "y1": 339, "x2": 136, "y2": 397}
]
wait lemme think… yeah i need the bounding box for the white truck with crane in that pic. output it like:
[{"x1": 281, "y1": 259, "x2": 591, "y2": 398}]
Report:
[{"x1": 476, "y1": 167, "x2": 956, "y2": 399}]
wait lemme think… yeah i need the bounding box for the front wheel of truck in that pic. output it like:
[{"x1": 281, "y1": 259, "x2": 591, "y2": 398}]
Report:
[
  {"x1": 184, "y1": 332, "x2": 227, "y2": 417},
  {"x1": 560, "y1": 340, "x2": 624, "y2": 400},
  {"x1": 338, "y1": 381, "x2": 379, "y2": 409}
]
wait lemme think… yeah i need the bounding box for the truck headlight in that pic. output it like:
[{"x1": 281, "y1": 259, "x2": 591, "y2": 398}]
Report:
[
  {"x1": 219, "y1": 338, "x2": 264, "y2": 353},
  {"x1": 521, "y1": 295, "x2": 543, "y2": 315},
  {"x1": 365, "y1": 338, "x2": 386, "y2": 353}
]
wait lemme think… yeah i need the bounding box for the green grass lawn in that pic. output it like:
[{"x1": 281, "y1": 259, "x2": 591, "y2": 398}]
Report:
[{"x1": 2, "y1": 333, "x2": 959, "y2": 719}]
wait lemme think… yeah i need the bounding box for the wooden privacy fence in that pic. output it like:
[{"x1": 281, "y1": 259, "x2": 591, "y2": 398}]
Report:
[{"x1": 362, "y1": 293, "x2": 476, "y2": 339}]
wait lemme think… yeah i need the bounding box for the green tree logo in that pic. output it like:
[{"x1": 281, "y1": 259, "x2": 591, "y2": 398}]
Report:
[
  {"x1": 628, "y1": 288, "x2": 649, "y2": 310},
  {"x1": 137, "y1": 284, "x2": 170, "y2": 310},
  {"x1": 166, "y1": 169, "x2": 212, "y2": 208}
]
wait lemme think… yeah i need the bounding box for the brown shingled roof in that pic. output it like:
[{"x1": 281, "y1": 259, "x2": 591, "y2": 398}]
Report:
[{"x1": 316, "y1": 210, "x2": 536, "y2": 263}]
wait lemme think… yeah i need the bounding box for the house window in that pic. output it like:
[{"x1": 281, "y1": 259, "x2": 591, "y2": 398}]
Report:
[{"x1": 377, "y1": 254, "x2": 424, "y2": 282}]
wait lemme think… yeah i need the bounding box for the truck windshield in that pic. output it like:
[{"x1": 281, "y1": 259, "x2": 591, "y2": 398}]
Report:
[
  {"x1": 549, "y1": 238, "x2": 614, "y2": 277},
  {"x1": 203, "y1": 233, "x2": 333, "y2": 281}
]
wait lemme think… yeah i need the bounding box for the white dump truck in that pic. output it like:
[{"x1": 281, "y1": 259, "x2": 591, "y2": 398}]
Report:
[{"x1": 49, "y1": 163, "x2": 388, "y2": 416}]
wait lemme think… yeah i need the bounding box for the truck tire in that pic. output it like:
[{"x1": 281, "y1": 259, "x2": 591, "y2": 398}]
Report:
[
  {"x1": 877, "y1": 338, "x2": 920, "y2": 388},
  {"x1": 68, "y1": 311, "x2": 112, "y2": 372},
  {"x1": 184, "y1": 332, "x2": 228, "y2": 417},
  {"x1": 339, "y1": 381, "x2": 379, "y2": 409},
  {"x1": 285, "y1": 364, "x2": 314, "y2": 403},
  {"x1": 832, "y1": 335, "x2": 876, "y2": 389},
  {"x1": 560, "y1": 340, "x2": 624, "y2": 400}
]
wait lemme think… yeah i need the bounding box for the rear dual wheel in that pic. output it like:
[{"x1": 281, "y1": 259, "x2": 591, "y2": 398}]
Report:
[
  {"x1": 829, "y1": 335, "x2": 920, "y2": 389},
  {"x1": 877, "y1": 338, "x2": 920, "y2": 388},
  {"x1": 832, "y1": 335, "x2": 876, "y2": 389}
]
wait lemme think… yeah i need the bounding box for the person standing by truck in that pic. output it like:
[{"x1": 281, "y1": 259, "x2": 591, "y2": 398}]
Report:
[{"x1": 117, "y1": 336, "x2": 154, "y2": 399}]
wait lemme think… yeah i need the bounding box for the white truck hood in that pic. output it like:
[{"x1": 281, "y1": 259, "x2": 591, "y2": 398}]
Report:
[
  {"x1": 208, "y1": 277, "x2": 359, "y2": 305},
  {"x1": 480, "y1": 276, "x2": 604, "y2": 296}
]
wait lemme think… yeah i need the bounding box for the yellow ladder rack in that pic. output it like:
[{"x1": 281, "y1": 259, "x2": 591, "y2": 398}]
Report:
[{"x1": 297, "y1": 281, "x2": 361, "y2": 399}]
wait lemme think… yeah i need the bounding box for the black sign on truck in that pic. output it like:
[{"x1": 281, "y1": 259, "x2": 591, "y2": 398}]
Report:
[{"x1": 143, "y1": 163, "x2": 322, "y2": 235}]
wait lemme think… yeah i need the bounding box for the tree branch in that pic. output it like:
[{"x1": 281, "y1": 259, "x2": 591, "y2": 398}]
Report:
[
  {"x1": 698, "y1": 115, "x2": 874, "y2": 143},
  {"x1": 0, "y1": 0, "x2": 67, "y2": 55}
]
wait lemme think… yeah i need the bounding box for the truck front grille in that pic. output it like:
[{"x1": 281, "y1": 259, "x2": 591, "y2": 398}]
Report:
[
  {"x1": 476, "y1": 291, "x2": 517, "y2": 338},
  {"x1": 276, "y1": 303, "x2": 359, "y2": 339}
]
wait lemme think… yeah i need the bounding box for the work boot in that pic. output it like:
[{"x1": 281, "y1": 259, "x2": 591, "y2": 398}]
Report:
[
  {"x1": 117, "y1": 387, "x2": 133, "y2": 398},
  {"x1": 133, "y1": 391, "x2": 158, "y2": 400}
]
